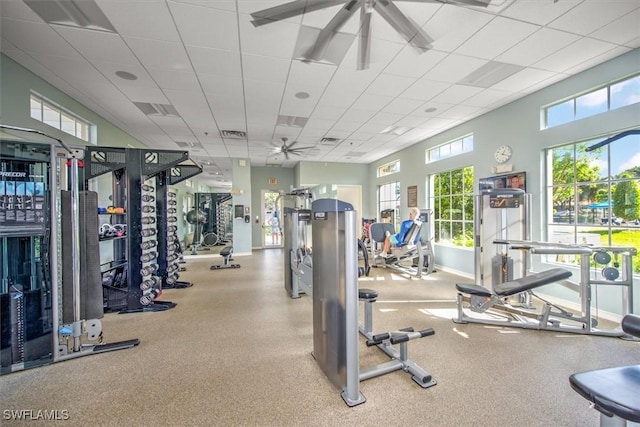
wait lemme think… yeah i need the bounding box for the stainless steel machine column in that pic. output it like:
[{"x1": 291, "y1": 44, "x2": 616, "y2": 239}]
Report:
[{"x1": 311, "y1": 199, "x2": 364, "y2": 406}]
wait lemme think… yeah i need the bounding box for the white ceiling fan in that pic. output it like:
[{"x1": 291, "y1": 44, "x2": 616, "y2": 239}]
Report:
[
  {"x1": 251, "y1": 0, "x2": 491, "y2": 70},
  {"x1": 271, "y1": 137, "x2": 315, "y2": 160}
]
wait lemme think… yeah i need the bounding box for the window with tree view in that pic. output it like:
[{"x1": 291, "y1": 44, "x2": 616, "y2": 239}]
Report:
[
  {"x1": 431, "y1": 167, "x2": 474, "y2": 247},
  {"x1": 546, "y1": 132, "x2": 640, "y2": 274}
]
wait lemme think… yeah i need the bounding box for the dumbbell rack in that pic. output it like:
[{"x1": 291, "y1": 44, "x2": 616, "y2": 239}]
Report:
[
  {"x1": 85, "y1": 147, "x2": 200, "y2": 313},
  {"x1": 155, "y1": 163, "x2": 202, "y2": 289}
]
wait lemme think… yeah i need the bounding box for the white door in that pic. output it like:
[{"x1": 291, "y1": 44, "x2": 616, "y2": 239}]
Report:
[{"x1": 337, "y1": 184, "x2": 362, "y2": 220}]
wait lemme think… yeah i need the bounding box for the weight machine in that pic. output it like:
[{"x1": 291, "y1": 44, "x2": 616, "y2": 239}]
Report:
[
  {"x1": 311, "y1": 199, "x2": 436, "y2": 406},
  {"x1": 0, "y1": 125, "x2": 138, "y2": 374},
  {"x1": 456, "y1": 239, "x2": 636, "y2": 337},
  {"x1": 282, "y1": 188, "x2": 313, "y2": 299}
]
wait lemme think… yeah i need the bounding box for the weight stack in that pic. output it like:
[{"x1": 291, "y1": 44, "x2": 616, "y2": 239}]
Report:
[{"x1": 61, "y1": 191, "x2": 103, "y2": 323}]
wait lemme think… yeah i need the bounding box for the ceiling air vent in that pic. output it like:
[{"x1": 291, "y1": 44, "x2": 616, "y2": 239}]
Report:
[
  {"x1": 134, "y1": 102, "x2": 180, "y2": 117},
  {"x1": 277, "y1": 115, "x2": 308, "y2": 128},
  {"x1": 320, "y1": 137, "x2": 340, "y2": 144},
  {"x1": 220, "y1": 130, "x2": 247, "y2": 139},
  {"x1": 175, "y1": 141, "x2": 203, "y2": 149},
  {"x1": 24, "y1": 0, "x2": 116, "y2": 33}
]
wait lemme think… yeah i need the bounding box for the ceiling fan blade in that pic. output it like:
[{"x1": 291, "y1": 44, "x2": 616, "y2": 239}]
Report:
[
  {"x1": 286, "y1": 139, "x2": 299, "y2": 150},
  {"x1": 357, "y1": 4, "x2": 372, "y2": 70},
  {"x1": 289, "y1": 146, "x2": 314, "y2": 152},
  {"x1": 251, "y1": 0, "x2": 348, "y2": 27},
  {"x1": 304, "y1": 0, "x2": 362, "y2": 61},
  {"x1": 284, "y1": 150, "x2": 290, "y2": 160},
  {"x1": 373, "y1": 0, "x2": 433, "y2": 51}
]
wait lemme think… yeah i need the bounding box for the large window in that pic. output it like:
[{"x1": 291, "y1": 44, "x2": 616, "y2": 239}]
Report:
[
  {"x1": 546, "y1": 132, "x2": 640, "y2": 274},
  {"x1": 431, "y1": 166, "x2": 474, "y2": 247},
  {"x1": 378, "y1": 181, "x2": 400, "y2": 227},
  {"x1": 543, "y1": 74, "x2": 640, "y2": 129},
  {"x1": 426, "y1": 134, "x2": 473, "y2": 163},
  {"x1": 30, "y1": 92, "x2": 95, "y2": 143}
]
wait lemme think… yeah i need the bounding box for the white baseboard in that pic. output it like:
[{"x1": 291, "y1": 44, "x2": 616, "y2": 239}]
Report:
[{"x1": 434, "y1": 264, "x2": 474, "y2": 280}]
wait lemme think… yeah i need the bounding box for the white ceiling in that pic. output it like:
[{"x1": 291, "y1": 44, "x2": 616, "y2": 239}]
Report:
[{"x1": 1, "y1": 0, "x2": 639, "y2": 188}]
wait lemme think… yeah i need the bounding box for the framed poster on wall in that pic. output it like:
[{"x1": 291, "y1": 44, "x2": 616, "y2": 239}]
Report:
[{"x1": 407, "y1": 185, "x2": 418, "y2": 207}]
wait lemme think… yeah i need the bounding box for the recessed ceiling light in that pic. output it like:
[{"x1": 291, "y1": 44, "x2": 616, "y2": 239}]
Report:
[
  {"x1": 115, "y1": 70, "x2": 138, "y2": 81},
  {"x1": 424, "y1": 107, "x2": 437, "y2": 113},
  {"x1": 295, "y1": 92, "x2": 310, "y2": 99}
]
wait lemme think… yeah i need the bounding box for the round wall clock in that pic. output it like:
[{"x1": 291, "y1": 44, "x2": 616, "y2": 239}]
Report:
[{"x1": 494, "y1": 145, "x2": 512, "y2": 163}]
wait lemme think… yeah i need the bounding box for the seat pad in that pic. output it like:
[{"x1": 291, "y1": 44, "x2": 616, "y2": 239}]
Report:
[{"x1": 569, "y1": 365, "x2": 640, "y2": 423}]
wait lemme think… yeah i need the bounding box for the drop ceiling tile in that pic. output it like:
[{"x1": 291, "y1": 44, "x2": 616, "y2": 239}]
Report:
[
  {"x1": 351, "y1": 93, "x2": 393, "y2": 111},
  {"x1": 383, "y1": 48, "x2": 448, "y2": 79},
  {"x1": 241, "y1": 53, "x2": 290, "y2": 84},
  {"x1": 188, "y1": 46, "x2": 241, "y2": 77},
  {"x1": 454, "y1": 16, "x2": 540, "y2": 60},
  {"x1": 96, "y1": 0, "x2": 180, "y2": 42},
  {"x1": 287, "y1": 59, "x2": 337, "y2": 88},
  {"x1": 419, "y1": 117, "x2": 457, "y2": 130},
  {"x1": 589, "y1": 8, "x2": 640, "y2": 46},
  {"x1": 238, "y1": 12, "x2": 300, "y2": 59},
  {"x1": 365, "y1": 73, "x2": 416, "y2": 98},
  {"x1": 431, "y1": 84, "x2": 483, "y2": 104},
  {"x1": 120, "y1": 86, "x2": 169, "y2": 104},
  {"x1": 462, "y1": 88, "x2": 515, "y2": 109},
  {"x1": 54, "y1": 26, "x2": 139, "y2": 64},
  {"x1": 492, "y1": 67, "x2": 558, "y2": 93},
  {"x1": 500, "y1": 0, "x2": 582, "y2": 26},
  {"x1": 147, "y1": 68, "x2": 201, "y2": 92},
  {"x1": 330, "y1": 121, "x2": 363, "y2": 132},
  {"x1": 340, "y1": 109, "x2": 376, "y2": 123},
  {"x1": 318, "y1": 89, "x2": 362, "y2": 109},
  {"x1": 421, "y1": 53, "x2": 488, "y2": 84},
  {"x1": 424, "y1": 5, "x2": 494, "y2": 52},
  {"x1": 280, "y1": 86, "x2": 322, "y2": 117},
  {"x1": 311, "y1": 106, "x2": 348, "y2": 120},
  {"x1": 125, "y1": 37, "x2": 191, "y2": 71},
  {"x1": 199, "y1": 73, "x2": 243, "y2": 97},
  {"x1": 170, "y1": 2, "x2": 239, "y2": 51},
  {"x1": 383, "y1": 98, "x2": 426, "y2": 115},
  {"x1": 174, "y1": 0, "x2": 237, "y2": 13},
  {"x1": 1, "y1": 18, "x2": 81, "y2": 59},
  {"x1": 164, "y1": 89, "x2": 214, "y2": 123},
  {"x1": 533, "y1": 38, "x2": 621, "y2": 73},
  {"x1": 548, "y1": 0, "x2": 640, "y2": 36},
  {"x1": 438, "y1": 104, "x2": 484, "y2": 120},
  {"x1": 401, "y1": 79, "x2": 450, "y2": 101},
  {"x1": 495, "y1": 28, "x2": 581, "y2": 67},
  {"x1": 91, "y1": 61, "x2": 157, "y2": 88},
  {"x1": 564, "y1": 46, "x2": 633, "y2": 75},
  {"x1": 0, "y1": 0, "x2": 43, "y2": 21}
]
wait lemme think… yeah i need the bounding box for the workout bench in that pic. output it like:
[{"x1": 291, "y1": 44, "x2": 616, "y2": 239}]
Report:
[
  {"x1": 570, "y1": 313, "x2": 640, "y2": 426},
  {"x1": 455, "y1": 268, "x2": 612, "y2": 333},
  {"x1": 210, "y1": 246, "x2": 240, "y2": 270}
]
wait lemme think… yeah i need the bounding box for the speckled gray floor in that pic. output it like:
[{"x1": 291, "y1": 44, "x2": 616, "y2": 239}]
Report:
[{"x1": 2, "y1": 249, "x2": 639, "y2": 426}]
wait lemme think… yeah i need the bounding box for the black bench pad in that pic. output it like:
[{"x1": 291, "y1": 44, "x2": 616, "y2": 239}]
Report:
[
  {"x1": 570, "y1": 365, "x2": 640, "y2": 423},
  {"x1": 493, "y1": 268, "x2": 572, "y2": 296},
  {"x1": 359, "y1": 288, "x2": 378, "y2": 301},
  {"x1": 220, "y1": 246, "x2": 233, "y2": 257},
  {"x1": 455, "y1": 283, "x2": 492, "y2": 297}
]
